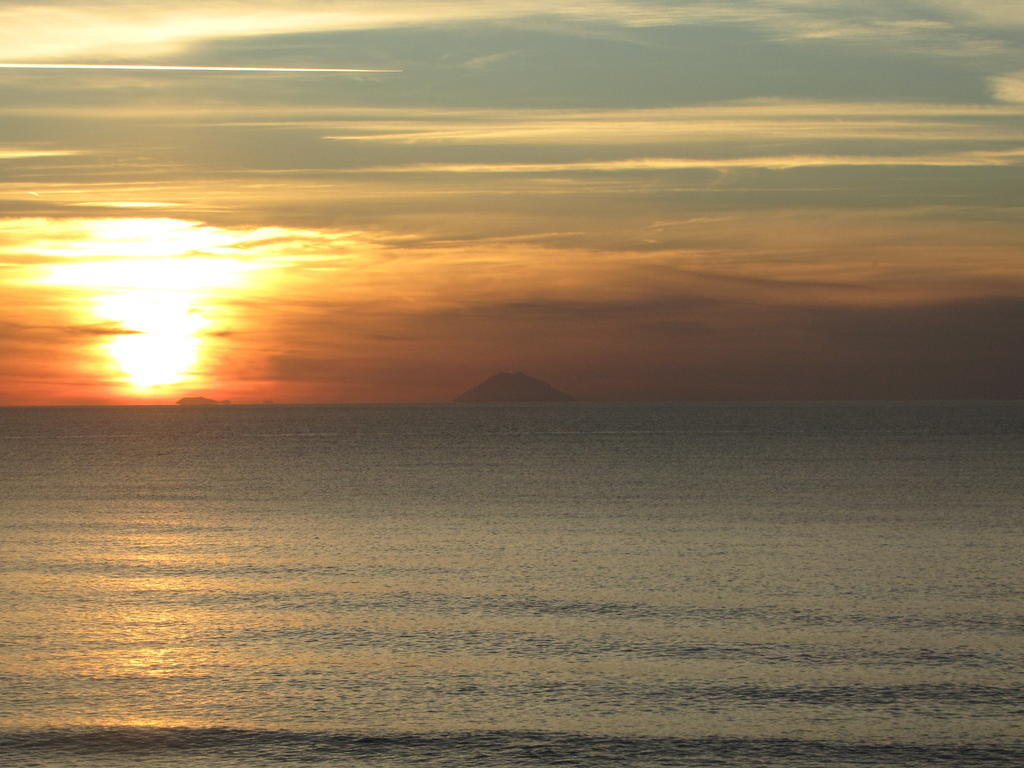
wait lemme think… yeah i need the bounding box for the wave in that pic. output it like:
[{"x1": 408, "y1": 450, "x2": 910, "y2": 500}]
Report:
[
  {"x1": 11, "y1": 575, "x2": 1021, "y2": 637},
  {"x1": 2, "y1": 727, "x2": 1021, "y2": 767}
]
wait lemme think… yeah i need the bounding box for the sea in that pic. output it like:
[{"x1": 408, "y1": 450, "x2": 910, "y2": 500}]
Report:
[{"x1": 1, "y1": 401, "x2": 1021, "y2": 767}]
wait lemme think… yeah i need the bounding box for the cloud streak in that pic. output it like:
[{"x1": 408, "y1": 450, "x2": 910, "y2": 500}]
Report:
[
  {"x1": 991, "y1": 71, "x2": 1024, "y2": 103},
  {"x1": 65, "y1": 323, "x2": 143, "y2": 336},
  {"x1": 0, "y1": 0, "x2": 1016, "y2": 64},
  {"x1": 0, "y1": 63, "x2": 400, "y2": 73},
  {"x1": 357, "y1": 149, "x2": 1024, "y2": 174},
  {"x1": 0, "y1": 148, "x2": 81, "y2": 160},
  {"x1": 319, "y1": 102, "x2": 1024, "y2": 146},
  {"x1": 10, "y1": 100, "x2": 1024, "y2": 123}
]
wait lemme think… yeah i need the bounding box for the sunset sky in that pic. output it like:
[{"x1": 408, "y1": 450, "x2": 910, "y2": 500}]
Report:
[{"x1": 1, "y1": 0, "x2": 1022, "y2": 404}]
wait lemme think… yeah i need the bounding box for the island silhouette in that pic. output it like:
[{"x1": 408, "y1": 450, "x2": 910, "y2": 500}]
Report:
[
  {"x1": 177, "y1": 396, "x2": 230, "y2": 405},
  {"x1": 454, "y1": 372, "x2": 574, "y2": 403}
]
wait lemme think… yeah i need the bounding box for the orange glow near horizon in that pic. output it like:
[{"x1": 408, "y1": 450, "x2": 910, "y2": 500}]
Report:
[
  {"x1": 34, "y1": 219, "x2": 263, "y2": 395},
  {"x1": 96, "y1": 291, "x2": 209, "y2": 389}
]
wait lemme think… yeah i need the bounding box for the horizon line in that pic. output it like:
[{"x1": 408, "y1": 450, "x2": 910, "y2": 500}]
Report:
[{"x1": 1, "y1": 398, "x2": 1021, "y2": 408}]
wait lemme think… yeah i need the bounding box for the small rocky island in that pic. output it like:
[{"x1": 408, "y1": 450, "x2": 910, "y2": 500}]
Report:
[
  {"x1": 454, "y1": 372, "x2": 574, "y2": 403},
  {"x1": 176, "y1": 396, "x2": 230, "y2": 406}
]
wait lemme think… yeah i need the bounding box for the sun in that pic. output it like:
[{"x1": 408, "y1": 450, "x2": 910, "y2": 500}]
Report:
[
  {"x1": 96, "y1": 292, "x2": 210, "y2": 388},
  {"x1": 36, "y1": 218, "x2": 261, "y2": 393},
  {"x1": 47, "y1": 257, "x2": 253, "y2": 391}
]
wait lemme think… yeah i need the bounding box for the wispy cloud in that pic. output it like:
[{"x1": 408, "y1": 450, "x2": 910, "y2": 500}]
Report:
[
  {"x1": 0, "y1": 148, "x2": 81, "y2": 160},
  {"x1": 918, "y1": 0, "x2": 1024, "y2": 27},
  {"x1": 0, "y1": 2, "x2": 631, "y2": 61},
  {"x1": 991, "y1": 71, "x2": 1024, "y2": 103},
  {"x1": 0, "y1": 217, "x2": 375, "y2": 269},
  {"x1": 320, "y1": 102, "x2": 1024, "y2": 146},
  {"x1": 71, "y1": 201, "x2": 180, "y2": 209},
  {"x1": 65, "y1": 323, "x2": 143, "y2": 336},
  {"x1": 356, "y1": 149, "x2": 1024, "y2": 174},
  {"x1": 686, "y1": 0, "x2": 1023, "y2": 53},
  {"x1": 0, "y1": 63, "x2": 399, "y2": 73},
  {"x1": 10, "y1": 100, "x2": 1024, "y2": 123},
  {"x1": 0, "y1": 0, "x2": 1015, "y2": 63}
]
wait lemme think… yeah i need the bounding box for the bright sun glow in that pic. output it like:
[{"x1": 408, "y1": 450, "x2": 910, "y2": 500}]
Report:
[
  {"x1": 97, "y1": 292, "x2": 210, "y2": 388},
  {"x1": 37, "y1": 219, "x2": 260, "y2": 391},
  {"x1": 33, "y1": 218, "x2": 243, "y2": 260}
]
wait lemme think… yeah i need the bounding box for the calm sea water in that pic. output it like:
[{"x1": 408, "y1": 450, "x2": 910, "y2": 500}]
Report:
[{"x1": 1, "y1": 402, "x2": 1022, "y2": 767}]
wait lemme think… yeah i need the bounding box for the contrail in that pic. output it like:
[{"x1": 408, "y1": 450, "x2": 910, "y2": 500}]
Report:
[{"x1": 0, "y1": 63, "x2": 401, "y2": 73}]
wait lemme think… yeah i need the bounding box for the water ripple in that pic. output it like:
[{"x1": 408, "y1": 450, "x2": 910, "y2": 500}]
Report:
[{"x1": 2, "y1": 727, "x2": 1022, "y2": 768}]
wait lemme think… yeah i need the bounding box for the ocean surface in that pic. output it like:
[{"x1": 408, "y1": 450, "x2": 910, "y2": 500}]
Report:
[{"x1": 1, "y1": 401, "x2": 1022, "y2": 767}]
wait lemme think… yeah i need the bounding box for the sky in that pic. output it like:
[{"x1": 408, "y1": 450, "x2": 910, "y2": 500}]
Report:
[{"x1": 0, "y1": 0, "x2": 1022, "y2": 404}]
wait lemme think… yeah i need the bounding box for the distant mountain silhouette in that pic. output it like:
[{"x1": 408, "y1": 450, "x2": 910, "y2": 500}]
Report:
[
  {"x1": 454, "y1": 372, "x2": 574, "y2": 403},
  {"x1": 177, "y1": 396, "x2": 229, "y2": 405}
]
